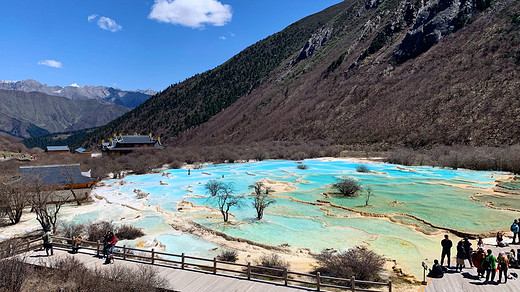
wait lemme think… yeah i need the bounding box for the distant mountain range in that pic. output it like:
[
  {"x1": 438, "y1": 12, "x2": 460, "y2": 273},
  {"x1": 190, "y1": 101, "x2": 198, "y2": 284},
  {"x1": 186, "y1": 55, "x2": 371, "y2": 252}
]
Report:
[
  {"x1": 0, "y1": 79, "x2": 156, "y2": 108},
  {"x1": 0, "y1": 90, "x2": 129, "y2": 138},
  {"x1": 79, "y1": 0, "x2": 520, "y2": 148}
]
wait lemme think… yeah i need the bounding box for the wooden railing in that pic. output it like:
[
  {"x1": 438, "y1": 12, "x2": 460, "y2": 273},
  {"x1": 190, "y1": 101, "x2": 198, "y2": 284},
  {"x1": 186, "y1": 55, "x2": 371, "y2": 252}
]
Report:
[{"x1": 24, "y1": 236, "x2": 393, "y2": 292}]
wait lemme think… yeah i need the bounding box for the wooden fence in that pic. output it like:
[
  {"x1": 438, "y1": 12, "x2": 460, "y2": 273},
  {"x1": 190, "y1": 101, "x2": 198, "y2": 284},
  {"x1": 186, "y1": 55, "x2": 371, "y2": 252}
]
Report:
[{"x1": 16, "y1": 236, "x2": 392, "y2": 292}]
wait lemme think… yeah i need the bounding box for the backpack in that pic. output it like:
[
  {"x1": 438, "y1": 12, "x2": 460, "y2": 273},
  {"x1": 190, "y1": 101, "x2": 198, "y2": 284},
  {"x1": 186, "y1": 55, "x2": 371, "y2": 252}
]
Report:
[
  {"x1": 482, "y1": 257, "x2": 490, "y2": 270},
  {"x1": 511, "y1": 223, "x2": 516, "y2": 232}
]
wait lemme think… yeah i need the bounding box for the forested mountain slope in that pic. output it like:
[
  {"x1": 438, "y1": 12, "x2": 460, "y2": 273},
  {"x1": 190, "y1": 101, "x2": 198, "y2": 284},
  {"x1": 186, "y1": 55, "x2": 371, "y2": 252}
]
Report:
[{"x1": 83, "y1": 0, "x2": 520, "y2": 147}]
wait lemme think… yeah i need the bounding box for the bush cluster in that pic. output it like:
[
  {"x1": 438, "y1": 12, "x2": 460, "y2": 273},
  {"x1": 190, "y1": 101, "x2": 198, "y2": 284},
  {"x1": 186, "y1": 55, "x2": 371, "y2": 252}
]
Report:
[
  {"x1": 314, "y1": 246, "x2": 385, "y2": 282},
  {"x1": 57, "y1": 221, "x2": 144, "y2": 242},
  {"x1": 0, "y1": 256, "x2": 167, "y2": 292},
  {"x1": 253, "y1": 253, "x2": 290, "y2": 277},
  {"x1": 384, "y1": 145, "x2": 520, "y2": 174},
  {"x1": 217, "y1": 250, "x2": 238, "y2": 262}
]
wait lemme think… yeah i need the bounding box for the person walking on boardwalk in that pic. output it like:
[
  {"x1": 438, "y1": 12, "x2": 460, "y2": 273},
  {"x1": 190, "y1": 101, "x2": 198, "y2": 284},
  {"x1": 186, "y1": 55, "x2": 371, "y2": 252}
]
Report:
[
  {"x1": 483, "y1": 249, "x2": 497, "y2": 283},
  {"x1": 511, "y1": 219, "x2": 519, "y2": 244},
  {"x1": 42, "y1": 228, "x2": 53, "y2": 256},
  {"x1": 441, "y1": 234, "x2": 453, "y2": 268},
  {"x1": 472, "y1": 248, "x2": 486, "y2": 278},
  {"x1": 104, "y1": 231, "x2": 117, "y2": 264},
  {"x1": 456, "y1": 240, "x2": 466, "y2": 272},
  {"x1": 497, "y1": 251, "x2": 509, "y2": 283},
  {"x1": 463, "y1": 237, "x2": 473, "y2": 267}
]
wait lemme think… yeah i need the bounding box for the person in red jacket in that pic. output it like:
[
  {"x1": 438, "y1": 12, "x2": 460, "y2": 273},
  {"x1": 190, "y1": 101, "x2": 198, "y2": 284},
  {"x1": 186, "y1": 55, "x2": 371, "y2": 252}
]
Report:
[
  {"x1": 103, "y1": 231, "x2": 117, "y2": 263},
  {"x1": 472, "y1": 248, "x2": 486, "y2": 278}
]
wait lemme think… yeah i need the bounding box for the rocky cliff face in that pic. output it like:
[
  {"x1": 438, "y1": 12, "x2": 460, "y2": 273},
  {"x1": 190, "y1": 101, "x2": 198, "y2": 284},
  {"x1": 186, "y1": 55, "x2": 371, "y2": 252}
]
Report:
[
  {"x1": 393, "y1": 0, "x2": 489, "y2": 63},
  {"x1": 0, "y1": 79, "x2": 156, "y2": 108}
]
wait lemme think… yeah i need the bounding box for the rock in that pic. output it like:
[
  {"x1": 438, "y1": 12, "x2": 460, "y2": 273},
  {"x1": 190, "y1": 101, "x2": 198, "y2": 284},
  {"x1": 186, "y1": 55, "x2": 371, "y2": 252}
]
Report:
[
  {"x1": 393, "y1": 0, "x2": 473, "y2": 63},
  {"x1": 365, "y1": 0, "x2": 383, "y2": 9},
  {"x1": 292, "y1": 27, "x2": 333, "y2": 64}
]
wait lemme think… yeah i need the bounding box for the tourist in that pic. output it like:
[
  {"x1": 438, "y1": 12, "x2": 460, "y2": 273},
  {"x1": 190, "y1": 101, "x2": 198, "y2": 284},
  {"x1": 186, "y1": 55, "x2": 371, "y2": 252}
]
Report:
[
  {"x1": 440, "y1": 234, "x2": 453, "y2": 268},
  {"x1": 104, "y1": 231, "x2": 117, "y2": 264},
  {"x1": 511, "y1": 219, "x2": 519, "y2": 244},
  {"x1": 477, "y1": 237, "x2": 485, "y2": 250},
  {"x1": 497, "y1": 231, "x2": 508, "y2": 247},
  {"x1": 72, "y1": 236, "x2": 83, "y2": 254},
  {"x1": 427, "y1": 259, "x2": 444, "y2": 278},
  {"x1": 42, "y1": 228, "x2": 53, "y2": 256},
  {"x1": 472, "y1": 248, "x2": 486, "y2": 278},
  {"x1": 509, "y1": 249, "x2": 517, "y2": 268},
  {"x1": 456, "y1": 240, "x2": 466, "y2": 272},
  {"x1": 463, "y1": 237, "x2": 473, "y2": 267},
  {"x1": 497, "y1": 251, "x2": 509, "y2": 283},
  {"x1": 483, "y1": 249, "x2": 497, "y2": 283}
]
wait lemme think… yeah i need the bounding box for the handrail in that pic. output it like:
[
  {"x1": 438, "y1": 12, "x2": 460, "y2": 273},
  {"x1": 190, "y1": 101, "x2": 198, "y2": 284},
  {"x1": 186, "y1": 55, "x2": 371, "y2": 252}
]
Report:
[{"x1": 20, "y1": 236, "x2": 392, "y2": 292}]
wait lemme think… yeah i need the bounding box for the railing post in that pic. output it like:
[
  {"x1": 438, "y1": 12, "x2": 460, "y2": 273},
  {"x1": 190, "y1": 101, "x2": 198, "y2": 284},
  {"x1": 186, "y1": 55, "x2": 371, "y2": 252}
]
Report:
[
  {"x1": 96, "y1": 240, "x2": 100, "y2": 257},
  {"x1": 247, "y1": 262, "x2": 251, "y2": 280},
  {"x1": 351, "y1": 276, "x2": 355, "y2": 291},
  {"x1": 123, "y1": 245, "x2": 127, "y2": 260},
  {"x1": 151, "y1": 248, "x2": 155, "y2": 264},
  {"x1": 316, "y1": 272, "x2": 321, "y2": 291},
  {"x1": 388, "y1": 280, "x2": 392, "y2": 292},
  {"x1": 213, "y1": 257, "x2": 217, "y2": 274},
  {"x1": 181, "y1": 253, "x2": 185, "y2": 269},
  {"x1": 283, "y1": 268, "x2": 288, "y2": 286}
]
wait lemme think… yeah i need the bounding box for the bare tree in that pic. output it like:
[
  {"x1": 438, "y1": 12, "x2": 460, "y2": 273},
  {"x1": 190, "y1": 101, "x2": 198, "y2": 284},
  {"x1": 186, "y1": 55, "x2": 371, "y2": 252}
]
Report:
[
  {"x1": 249, "y1": 182, "x2": 275, "y2": 220},
  {"x1": 28, "y1": 176, "x2": 70, "y2": 233},
  {"x1": 0, "y1": 178, "x2": 30, "y2": 224},
  {"x1": 205, "y1": 180, "x2": 222, "y2": 197},
  {"x1": 364, "y1": 186, "x2": 373, "y2": 206},
  {"x1": 205, "y1": 181, "x2": 243, "y2": 222},
  {"x1": 62, "y1": 169, "x2": 82, "y2": 206}
]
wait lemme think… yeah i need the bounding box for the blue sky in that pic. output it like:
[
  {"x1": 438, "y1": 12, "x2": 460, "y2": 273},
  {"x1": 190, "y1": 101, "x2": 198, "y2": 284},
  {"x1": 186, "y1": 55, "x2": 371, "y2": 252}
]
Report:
[{"x1": 0, "y1": 0, "x2": 342, "y2": 91}]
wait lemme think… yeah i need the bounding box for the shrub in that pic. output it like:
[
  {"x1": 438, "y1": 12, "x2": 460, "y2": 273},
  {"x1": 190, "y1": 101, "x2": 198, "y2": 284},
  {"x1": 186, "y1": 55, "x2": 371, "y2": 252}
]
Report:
[
  {"x1": 314, "y1": 246, "x2": 385, "y2": 282},
  {"x1": 58, "y1": 221, "x2": 85, "y2": 238},
  {"x1": 217, "y1": 250, "x2": 238, "y2": 262},
  {"x1": 116, "y1": 224, "x2": 145, "y2": 240},
  {"x1": 297, "y1": 163, "x2": 308, "y2": 170},
  {"x1": 253, "y1": 253, "x2": 290, "y2": 277},
  {"x1": 331, "y1": 177, "x2": 361, "y2": 196},
  {"x1": 0, "y1": 258, "x2": 28, "y2": 292},
  {"x1": 86, "y1": 220, "x2": 115, "y2": 242},
  {"x1": 356, "y1": 165, "x2": 370, "y2": 173}
]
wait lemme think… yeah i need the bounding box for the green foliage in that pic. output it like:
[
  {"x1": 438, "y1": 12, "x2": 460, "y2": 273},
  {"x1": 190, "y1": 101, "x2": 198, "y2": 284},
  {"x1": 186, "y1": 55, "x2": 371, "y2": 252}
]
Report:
[
  {"x1": 476, "y1": 0, "x2": 494, "y2": 11},
  {"x1": 323, "y1": 52, "x2": 346, "y2": 77},
  {"x1": 23, "y1": 129, "x2": 91, "y2": 150}
]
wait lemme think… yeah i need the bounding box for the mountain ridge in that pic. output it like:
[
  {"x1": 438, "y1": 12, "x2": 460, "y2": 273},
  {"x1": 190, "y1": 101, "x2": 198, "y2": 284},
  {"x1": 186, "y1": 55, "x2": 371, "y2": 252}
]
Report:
[
  {"x1": 80, "y1": 0, "x2": 520, "y2": 148},
  {"x1": 0, "y1": 90, "x2": 129, "y2": 138},
  {"x1": 0, "y1": 79, "x2": 156, "y2": 108}
]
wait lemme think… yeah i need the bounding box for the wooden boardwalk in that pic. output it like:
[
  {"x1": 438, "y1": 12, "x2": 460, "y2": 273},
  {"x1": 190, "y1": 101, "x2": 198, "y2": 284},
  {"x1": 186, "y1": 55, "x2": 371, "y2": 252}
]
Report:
[
  {"x1": 18, "y1": 248, "x2": 311, "y2": 292},
  {"x1": 419, "y1": 244, "x2": 520, "y2": 292}
]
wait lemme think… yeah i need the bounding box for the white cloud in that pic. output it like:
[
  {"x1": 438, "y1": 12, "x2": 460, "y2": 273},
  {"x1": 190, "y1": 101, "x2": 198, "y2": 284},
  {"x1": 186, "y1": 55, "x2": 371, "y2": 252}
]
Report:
[
  {"x1": 219, "y1": 36, "x2": 226, "y2": 40},
  {"x1": 97, "y1": 16, "x2": 123, "y2": 32},
  {"x1": 149, "y1": 0, "x2": 232, "y2": 29},
  {"x1": 37, "y1": 60, "x2": 62, "y2": 68},
  {"x1": 87, "y1": 14, "x2": 98, "y2": 22}
]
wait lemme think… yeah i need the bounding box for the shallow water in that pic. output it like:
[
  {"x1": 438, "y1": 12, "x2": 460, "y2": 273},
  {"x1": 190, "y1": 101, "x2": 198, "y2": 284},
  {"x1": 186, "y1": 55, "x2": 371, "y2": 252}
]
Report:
[{"x1": 82, "y1": 159, "x2": 517, "y2": 278}]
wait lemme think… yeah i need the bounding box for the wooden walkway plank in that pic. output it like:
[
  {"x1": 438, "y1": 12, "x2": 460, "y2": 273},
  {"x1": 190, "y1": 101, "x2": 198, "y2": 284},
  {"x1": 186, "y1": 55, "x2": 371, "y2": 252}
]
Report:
[{"x1": 17, "y1": 248, "x2": 308, "y2": 292}]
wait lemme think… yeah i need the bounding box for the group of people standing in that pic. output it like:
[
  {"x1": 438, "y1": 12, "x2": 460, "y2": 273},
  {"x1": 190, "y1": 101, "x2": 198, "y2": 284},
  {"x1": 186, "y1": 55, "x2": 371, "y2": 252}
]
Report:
[{"x1": 432, "y1": 220, "x2": 520, "y2": 284}]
